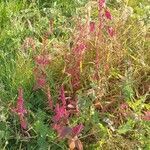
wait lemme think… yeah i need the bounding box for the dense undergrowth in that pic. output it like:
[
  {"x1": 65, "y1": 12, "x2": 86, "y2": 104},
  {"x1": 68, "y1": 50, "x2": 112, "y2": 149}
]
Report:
[{"x1": 0, "y1": 0, "x2": 150, "y2": 149}]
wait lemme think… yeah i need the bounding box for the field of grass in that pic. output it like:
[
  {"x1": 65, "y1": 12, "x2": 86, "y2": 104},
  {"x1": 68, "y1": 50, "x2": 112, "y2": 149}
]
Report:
[{"x1": 0, "y1": 0, "x2": 149, "y2": 149}]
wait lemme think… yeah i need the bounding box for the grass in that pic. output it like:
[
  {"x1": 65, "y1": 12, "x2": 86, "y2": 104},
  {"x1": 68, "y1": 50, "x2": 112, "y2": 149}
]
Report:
[{"x1": 0, "y1": 0, "x2": 149, "y2": 149}]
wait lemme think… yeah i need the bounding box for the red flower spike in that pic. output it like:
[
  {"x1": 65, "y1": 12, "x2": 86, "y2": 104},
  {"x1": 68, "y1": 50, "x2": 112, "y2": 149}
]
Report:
[
  {"x1": 105, "y1": 9, "x2": 112, "y2": 20},
  {"x1": 47, "y1": 86, "x2": 53, "y2": 110},
  {"x1": 72, "y1": 124, "x2": 84, "y2": 136},
  {"x1": 60, "y1": 85, "x2": 66, "y2": 107},
  {"x1": 108, "y1": 27, "x2": 115, "y2": 37},
  {"x1": 89, "y1": 22, "x2": 95, "y2": 32}
]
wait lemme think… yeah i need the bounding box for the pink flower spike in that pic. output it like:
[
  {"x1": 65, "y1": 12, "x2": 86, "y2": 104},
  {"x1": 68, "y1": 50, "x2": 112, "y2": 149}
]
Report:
[
  {"x1": 16, "y1": 87, "x2": 27, "y2": 116},
  {"x1": 60, "y1": 85, "x2": 66, "y2": 107},
  {"x1": 99, "y1": 0, "x2": 105, "y2": 8},
  {"x1": 89, "y1": 22, "x2": 95, "y2": 32},
  {"x1": 12, "y1": 87, "x2": 27, "y2": 130},
  {"x1": 105, "y1": 9, "x2": 112, "y2": 20},
  {"x1": 108, "y1": 27, "x2": 115, "y2": 37},
  {"x1": 72, "y1": 124, "x2": 84, "y2": 136},
  {"x1": 55, "y1": 103, "x2": 60, "y2": 113},
  {"x1": 19, "y1": 116, "x2": 27, "y2": 129},
  {"x1": 53, "y1": 105, "x2": 69, "y2": 122}
]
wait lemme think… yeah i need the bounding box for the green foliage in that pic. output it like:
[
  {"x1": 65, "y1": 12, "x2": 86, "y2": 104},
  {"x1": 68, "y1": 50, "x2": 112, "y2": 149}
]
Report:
[{"x1": 118, "y1": 119, "x2": 135, "y2": 134}]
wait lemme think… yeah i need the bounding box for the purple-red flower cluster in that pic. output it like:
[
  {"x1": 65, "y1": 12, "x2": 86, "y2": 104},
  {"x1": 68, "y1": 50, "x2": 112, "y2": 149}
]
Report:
[
  {"x1": 11, "y1": 87, "x2": 27, "y2": 129},
  {"x1": 52, "y1": 85, "x2": 83, "y2": 139}
]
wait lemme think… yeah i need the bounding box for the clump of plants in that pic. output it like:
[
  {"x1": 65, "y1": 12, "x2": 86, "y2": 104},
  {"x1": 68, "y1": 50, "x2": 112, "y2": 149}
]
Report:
[{"x1": 0, "y1": 0, "x2": 149, "y2": 149}]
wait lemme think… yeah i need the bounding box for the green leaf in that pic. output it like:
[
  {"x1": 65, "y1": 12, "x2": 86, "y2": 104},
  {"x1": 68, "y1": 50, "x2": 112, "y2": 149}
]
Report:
[
  {"x1": 118, "y1": 119, "x2": 135, "y2": 134},
  {"x1": 0, "y1": 131, "x2": 5, "y2": 139}
]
